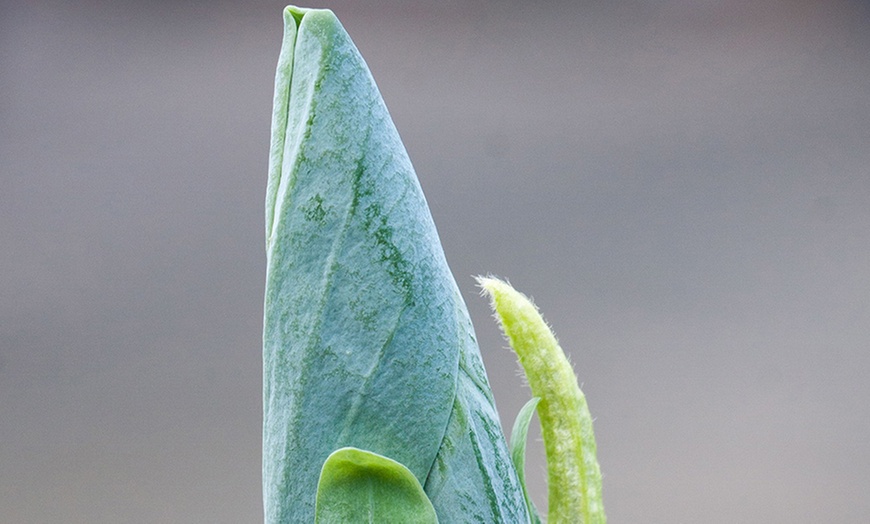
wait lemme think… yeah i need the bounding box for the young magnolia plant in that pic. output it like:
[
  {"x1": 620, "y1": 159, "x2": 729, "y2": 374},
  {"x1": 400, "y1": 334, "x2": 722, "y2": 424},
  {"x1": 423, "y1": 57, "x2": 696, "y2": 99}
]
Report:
[{"x1": 263, "y1": 6, "x2": 605, "y2": 523}]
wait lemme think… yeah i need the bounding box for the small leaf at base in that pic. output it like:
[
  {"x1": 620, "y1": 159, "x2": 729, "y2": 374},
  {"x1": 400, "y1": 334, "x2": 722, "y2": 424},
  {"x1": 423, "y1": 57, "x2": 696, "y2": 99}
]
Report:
[
  {"x1": 315, "y1": 447, "x2": 439, "y2": 524},
  {"x1": 510, "y1": 397, "x2": 543, "y2": 524}
]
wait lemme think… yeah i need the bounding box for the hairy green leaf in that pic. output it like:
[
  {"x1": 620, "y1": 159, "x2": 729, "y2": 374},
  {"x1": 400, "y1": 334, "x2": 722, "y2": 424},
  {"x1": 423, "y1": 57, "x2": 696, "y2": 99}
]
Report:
[
  {"x1": 479, "y1": 277, "x2": 606, "y2": 524},
  {"x1": 315, "y1": 448, "x2": 438, "y2": 524}
]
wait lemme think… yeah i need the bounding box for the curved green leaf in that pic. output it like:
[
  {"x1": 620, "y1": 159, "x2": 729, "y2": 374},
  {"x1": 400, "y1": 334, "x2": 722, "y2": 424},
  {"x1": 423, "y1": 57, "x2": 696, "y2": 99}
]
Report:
[
  {"x1": 315, "y1": 447, "x2": 438, "y2": 524},
  {"x1": 510, "y1": 397, "x2": 543, "y2": 524},
  {"x1": 263, "y1": 6, "x2": 528, "y2": 523},
  {"x1": 479, "y1": 277, "x2": 606, "y2": 524}
]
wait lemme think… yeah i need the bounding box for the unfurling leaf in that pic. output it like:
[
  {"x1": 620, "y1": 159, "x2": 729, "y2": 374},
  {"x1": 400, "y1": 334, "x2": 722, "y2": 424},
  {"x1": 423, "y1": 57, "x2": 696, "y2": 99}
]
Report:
[
  {"x1": 315, "y1": 447, "x2": 438, "y2": 524},
  {"x1": 510, "y1": 397, "x2": 543, "y2": 524}
]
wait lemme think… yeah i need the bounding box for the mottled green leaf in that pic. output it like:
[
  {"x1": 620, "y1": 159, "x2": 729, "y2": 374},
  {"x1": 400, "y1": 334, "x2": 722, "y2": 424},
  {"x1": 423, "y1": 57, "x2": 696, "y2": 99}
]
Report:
[
  {"x1": 315, "y1": 448, "x2": 438, "y2": 524},
  {"x1": 263, "y1": 6, "x2": 528, "y2": 523}
]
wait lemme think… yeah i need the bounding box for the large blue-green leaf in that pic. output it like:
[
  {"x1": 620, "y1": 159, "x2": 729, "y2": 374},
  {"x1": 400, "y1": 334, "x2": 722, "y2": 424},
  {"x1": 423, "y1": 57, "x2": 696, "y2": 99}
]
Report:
[
  {"x1": 314, "y1": 447, "x2": 438, "y2": 524},
  {"x1": 263, "y1": 6, "x2": 529, "y2": 523}
]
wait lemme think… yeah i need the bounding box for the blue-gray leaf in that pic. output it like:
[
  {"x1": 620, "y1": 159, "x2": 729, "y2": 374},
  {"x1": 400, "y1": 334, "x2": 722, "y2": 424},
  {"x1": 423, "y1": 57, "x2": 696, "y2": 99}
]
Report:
[{"x1": 263, "y1": 6, "x2": 529, "y2": 523}]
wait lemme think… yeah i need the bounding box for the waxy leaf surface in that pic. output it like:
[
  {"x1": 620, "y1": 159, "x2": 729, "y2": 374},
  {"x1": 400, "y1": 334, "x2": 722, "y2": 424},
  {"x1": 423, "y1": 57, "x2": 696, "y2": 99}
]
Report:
[
  {"x1": 314, "y1": 447, "x2": 438, "y2": 524},
  {"x1": 263, "y1": 7, "x2": 528, "y2": 522}
]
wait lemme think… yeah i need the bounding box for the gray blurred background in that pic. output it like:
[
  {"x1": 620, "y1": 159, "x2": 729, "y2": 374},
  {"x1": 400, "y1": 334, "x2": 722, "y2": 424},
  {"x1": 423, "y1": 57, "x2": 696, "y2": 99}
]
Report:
[{"x1": 2, "y1": 0, "x2": 869, "y2": 522}]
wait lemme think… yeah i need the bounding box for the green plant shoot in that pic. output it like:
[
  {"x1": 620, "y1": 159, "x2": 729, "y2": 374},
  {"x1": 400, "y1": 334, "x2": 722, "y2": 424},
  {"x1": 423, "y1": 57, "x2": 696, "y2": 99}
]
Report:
[
  {"x1": 264, "y1": 4, "x2": 606, "y2": 522},
  {"x1": 479, "y1": 277, "x2": 606, "y2": 524}
]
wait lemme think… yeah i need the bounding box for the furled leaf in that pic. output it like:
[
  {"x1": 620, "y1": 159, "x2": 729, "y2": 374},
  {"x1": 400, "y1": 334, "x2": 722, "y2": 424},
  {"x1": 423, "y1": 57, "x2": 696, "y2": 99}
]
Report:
[
  {"x1": 314, "y1": 447, "x2": 438, "y2": 524},
  {"x1": 510, "y1": 397, "x2": 543, "y2": 524},
  {"x1": 263, "y1": 6, "x2": 529, "y2": 523},
  {"x1": 479, "y1": 277, "x2": 606, "y2": 524}
]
